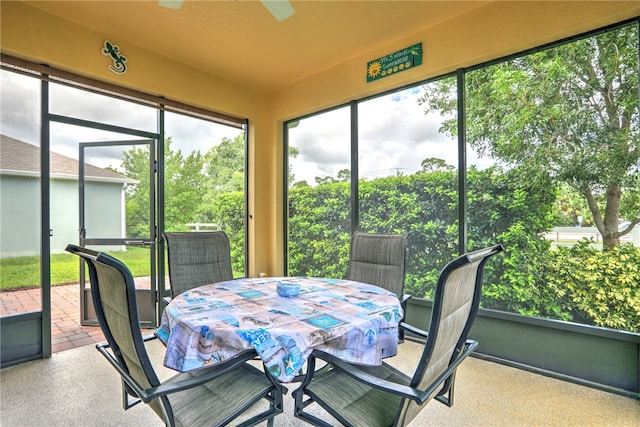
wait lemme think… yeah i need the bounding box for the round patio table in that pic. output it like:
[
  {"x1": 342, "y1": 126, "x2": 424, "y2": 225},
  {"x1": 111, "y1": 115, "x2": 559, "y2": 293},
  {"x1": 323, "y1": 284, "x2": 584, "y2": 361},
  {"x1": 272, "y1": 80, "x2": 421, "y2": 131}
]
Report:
[{"x1": 156, "y1": 276, "x2": 403, "y2": 383}]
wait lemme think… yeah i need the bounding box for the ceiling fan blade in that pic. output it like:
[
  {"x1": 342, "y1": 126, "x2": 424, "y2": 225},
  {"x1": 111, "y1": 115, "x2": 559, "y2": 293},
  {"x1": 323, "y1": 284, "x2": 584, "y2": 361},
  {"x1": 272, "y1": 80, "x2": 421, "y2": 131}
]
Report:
[
  {"x1": 159, "y1": 0, "x2": 294, "y2": 22},
  {"x1": 261, "y1": 0, "x2": 295, "y2": 21},
  {"x1": 159, "y1": 0, "x2": 184, "y2": 10}
]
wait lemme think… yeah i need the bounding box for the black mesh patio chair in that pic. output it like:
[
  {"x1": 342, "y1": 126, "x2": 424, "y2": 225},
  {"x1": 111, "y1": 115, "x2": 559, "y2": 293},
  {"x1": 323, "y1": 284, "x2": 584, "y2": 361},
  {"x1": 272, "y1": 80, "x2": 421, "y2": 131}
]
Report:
[
  {"x1": 346, "y1": 231, "x2": 409, "y2": 340},
  {"x1": 293, "y1": 244, "x2": 504, "y2": 427},
  {"x1": 164, "y1": 231, "x2": 234, "y2": 299},
  {"x1": 65, "y1": 244, "x2": 285, "y2": 427}
]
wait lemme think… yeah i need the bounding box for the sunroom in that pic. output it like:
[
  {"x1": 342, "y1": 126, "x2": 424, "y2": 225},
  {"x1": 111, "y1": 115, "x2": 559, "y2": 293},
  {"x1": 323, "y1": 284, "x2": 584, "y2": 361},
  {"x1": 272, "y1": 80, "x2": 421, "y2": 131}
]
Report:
[{"x1": 1, "y1": 1, "x2": 639, "y2": 425}]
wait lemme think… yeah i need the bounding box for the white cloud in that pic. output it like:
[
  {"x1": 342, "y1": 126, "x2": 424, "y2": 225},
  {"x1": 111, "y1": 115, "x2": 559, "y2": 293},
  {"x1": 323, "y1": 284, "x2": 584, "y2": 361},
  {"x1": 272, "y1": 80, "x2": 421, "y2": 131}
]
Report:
[
  {"x1": 166, "y1": 112, "x2": 242, "y2": 155},
  {"x1": 2, "y1": 69, "x2": 491, "y2": 182},
  {"x1": 1, "y1": 70, "x2": 241, "y2": 170},
  {"x1": 0, "y1": 71, "x2": 40, "y2": 144},
  {"x1": 289, "y1": 87, "x2": 461, "y2": 184}
]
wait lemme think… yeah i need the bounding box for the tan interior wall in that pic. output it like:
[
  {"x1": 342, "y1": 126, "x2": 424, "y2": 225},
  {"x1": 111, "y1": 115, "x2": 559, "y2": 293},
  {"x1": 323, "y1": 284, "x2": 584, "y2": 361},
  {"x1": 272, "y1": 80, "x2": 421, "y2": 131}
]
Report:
[
  {"x1": 0, "y1": 2, "x2": 265, "y2": 118},
  {"x1": 266, "y1": 1, "x2": 639, "y2": 274},
  {"x1": 271, "y1": 1, "x2": 639, "y2": 119},
  {"x1": 0, "y1": 1, "x2": 274, "y2": 276},
  {"x1": 2, "y1": 1, "x2": 638, "y2": 276}
]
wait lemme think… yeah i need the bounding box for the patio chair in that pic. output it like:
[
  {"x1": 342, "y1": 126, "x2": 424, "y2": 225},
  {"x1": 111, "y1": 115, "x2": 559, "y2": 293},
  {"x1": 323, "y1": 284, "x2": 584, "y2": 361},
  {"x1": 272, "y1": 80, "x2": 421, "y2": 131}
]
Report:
[
  {"x1": 346, "y1": 231, "x2": 409, "y2": 340},
  {"x1": 293, "y1": 244, "x2": 504, "y2": 427},
  {"x1": 163, "y1": 231, "x2": 233, "y2": 299},
  {"x1": 65, "y1": 244, "x2": 285, "y2": 427}
]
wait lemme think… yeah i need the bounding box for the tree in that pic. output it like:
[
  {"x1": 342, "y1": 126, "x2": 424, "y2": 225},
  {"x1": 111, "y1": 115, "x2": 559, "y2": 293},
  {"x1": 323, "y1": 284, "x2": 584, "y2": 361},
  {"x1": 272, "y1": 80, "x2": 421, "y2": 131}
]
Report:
[
  {"x1": 120, "y1": 144, "x2": 152, "y2": 237},
  {"x1": 554, "y1": 183, "x2": 592, "y2": 226},
  {"x1": 421, "y1": 157, "x2": 454, "y2": 173},
  {"x1": 204, "y1": 134, "x2": 245, "y2": 196},
  {"x1": 288, "y1": 146, "x2": 300, "y2": 186},
  {"x1": 120, "y1": 137, "x2": 207, "y2": 233},
  {"x1": 419, "y1": 23, "x2": 639, "y2": 248},
  {"x1": 164, "y1": 138, "x2": 207, "y2": 229},
  {"x1": 314, "y1": 169, "x2": 351, "y2": 185},
  {"x1": 314, "y1": 176, "x2": 337, "y2": 185},
  {"x1": 336, "y1": 169, "x2": 351, "y2": 182}
]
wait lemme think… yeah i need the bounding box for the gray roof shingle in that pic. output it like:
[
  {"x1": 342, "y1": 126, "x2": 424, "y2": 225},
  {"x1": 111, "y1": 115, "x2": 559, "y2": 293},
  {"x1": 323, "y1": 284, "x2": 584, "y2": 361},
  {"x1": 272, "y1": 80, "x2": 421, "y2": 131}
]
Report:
[{"x1": 0, "y1": 134, "x2": 136, "y2": 183}]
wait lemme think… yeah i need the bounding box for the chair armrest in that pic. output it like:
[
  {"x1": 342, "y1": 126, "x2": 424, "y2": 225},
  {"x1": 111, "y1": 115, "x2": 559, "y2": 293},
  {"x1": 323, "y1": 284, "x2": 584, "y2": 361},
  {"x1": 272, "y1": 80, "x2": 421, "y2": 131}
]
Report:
[
  {"x1": 399, "y1": 295, "x2": 411, "y2": 317},
  {"x1": 400, "y1": 294, "x2": 411, "y2": 307},
  {"x1": 95, "y1": 342, "x2": 273, "y2": 404},
  {"x1": 310, "y1": 339, "x2": 478, "y2": 405},
  {"x1": 145, "y1": 350, "x2": 287, "y2": 400},
  {"x1": 310, "y1": 350, "x2": 426, "y2": 403},
  {"x1": 142, "y1": 333, "x2": 158, "y2": 343},
  {"x1": 399, "y1": 321, "x2": 428, "y2": 338},
  {"x1": 398, "y1": 295, "x2": 412, "y2": 342},
  {"x1": 399, "y1": 295, "x2": 411, "y2": 318}
]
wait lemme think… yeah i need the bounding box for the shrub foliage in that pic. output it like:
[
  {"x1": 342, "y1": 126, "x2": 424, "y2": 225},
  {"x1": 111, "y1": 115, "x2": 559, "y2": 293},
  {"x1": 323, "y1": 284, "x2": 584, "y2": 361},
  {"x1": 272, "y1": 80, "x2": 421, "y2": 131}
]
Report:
[{"x1": 213, "y1": 167, "x2": 639, "y2": 333}]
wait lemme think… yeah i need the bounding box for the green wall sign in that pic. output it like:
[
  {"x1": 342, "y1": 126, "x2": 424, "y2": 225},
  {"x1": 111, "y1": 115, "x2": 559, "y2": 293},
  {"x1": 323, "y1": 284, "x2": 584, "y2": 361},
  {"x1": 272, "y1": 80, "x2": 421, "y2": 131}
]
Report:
[{"x1": 366, "y1": 43, "x2": 422, "y2": 82}]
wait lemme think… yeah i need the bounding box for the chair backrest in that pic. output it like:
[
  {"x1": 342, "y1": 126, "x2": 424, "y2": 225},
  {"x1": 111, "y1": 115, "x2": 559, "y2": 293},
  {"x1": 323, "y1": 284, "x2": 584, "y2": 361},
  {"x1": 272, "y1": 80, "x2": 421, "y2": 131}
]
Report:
[
  {"x1": 64, "y1": 244, "x2": 167, "y2": 420},
  {"x1": 163, "y1": 231, "x2": 233, "y2": 297},
  {"x1": 398, "y1": 244, "x2": 503, "y2": 426},
  {"x1": 345, "y1": 231, "x2": 408, "y2": 298}
]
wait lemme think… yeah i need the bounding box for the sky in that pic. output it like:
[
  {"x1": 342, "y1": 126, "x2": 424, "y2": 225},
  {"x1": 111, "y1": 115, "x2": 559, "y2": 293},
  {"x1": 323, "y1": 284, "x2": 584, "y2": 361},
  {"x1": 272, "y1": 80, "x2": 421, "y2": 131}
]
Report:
[
  {"x1": 289, "y1": 86, "x2": 490, "y2": 185},
  {"x1": 0, "y1": 70, "x2": 242, "y2": 171},
  {"x1": 1, "y1": 69, "x2": 490, "y2": 181}
]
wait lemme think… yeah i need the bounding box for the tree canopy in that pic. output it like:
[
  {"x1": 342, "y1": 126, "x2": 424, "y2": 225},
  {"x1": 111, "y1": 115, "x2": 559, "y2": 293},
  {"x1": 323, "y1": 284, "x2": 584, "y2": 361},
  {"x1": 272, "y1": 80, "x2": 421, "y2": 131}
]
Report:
[
  {"x1": 121, "y1": 133, "x2": 245, "y2": 235},
  {"x1": 419, "y1": 22, "x2": 639, "y2": 248}
]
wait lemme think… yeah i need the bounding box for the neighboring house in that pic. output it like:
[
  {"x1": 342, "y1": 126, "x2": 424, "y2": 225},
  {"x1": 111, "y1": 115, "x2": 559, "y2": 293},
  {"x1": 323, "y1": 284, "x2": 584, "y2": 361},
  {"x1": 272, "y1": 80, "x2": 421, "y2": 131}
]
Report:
[{"x1": 0, "y1": 135, "x2": 137, "y2": 258}]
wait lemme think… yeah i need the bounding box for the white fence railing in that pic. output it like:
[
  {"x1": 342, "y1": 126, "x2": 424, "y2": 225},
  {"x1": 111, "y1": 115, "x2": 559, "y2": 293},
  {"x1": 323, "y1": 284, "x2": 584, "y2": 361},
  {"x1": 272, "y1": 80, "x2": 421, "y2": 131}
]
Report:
[
  {"x1": 544, "y1": 226, "x2": 638, "y2": 246},
  {"x1": 185, "y1": 223, "x2": 220, "y2": 231}
]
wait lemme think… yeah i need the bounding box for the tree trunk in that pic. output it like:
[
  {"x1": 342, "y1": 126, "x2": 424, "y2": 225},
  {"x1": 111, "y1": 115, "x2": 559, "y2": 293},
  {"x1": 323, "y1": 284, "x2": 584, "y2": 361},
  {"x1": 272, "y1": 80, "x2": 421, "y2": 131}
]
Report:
[
  {"x1": 583, "y1": 185, "x2": 622, "y2": 250},
  {"x1": 601, "y1": 185, "x2": 623, "y2": 249},
  {"x1": 602, "y1": 232, "x2": 620, "y2": 249}
]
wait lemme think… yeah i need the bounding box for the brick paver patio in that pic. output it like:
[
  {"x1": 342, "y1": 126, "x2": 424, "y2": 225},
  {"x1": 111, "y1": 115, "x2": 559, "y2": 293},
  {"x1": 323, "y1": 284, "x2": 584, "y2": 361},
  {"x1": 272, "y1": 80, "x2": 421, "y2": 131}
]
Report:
[{"x1": 1, "y1": 278, "x2": 154, "y2": 353}]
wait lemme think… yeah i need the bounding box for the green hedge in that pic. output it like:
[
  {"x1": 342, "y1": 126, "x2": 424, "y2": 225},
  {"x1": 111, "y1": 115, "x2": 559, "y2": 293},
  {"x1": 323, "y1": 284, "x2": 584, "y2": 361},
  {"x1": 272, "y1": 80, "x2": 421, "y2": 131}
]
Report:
[
  {"x1": 211, "y1": 167, "x2": 639, "y2": 333},
  {"x1": 544, "y1": 241, "x2": 640, "y2": 332}
]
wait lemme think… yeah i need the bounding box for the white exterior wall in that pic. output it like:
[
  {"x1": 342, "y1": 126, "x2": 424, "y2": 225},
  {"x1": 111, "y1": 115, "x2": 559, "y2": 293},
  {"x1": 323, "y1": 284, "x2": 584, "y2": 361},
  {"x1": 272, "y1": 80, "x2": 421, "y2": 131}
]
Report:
[
  {"x1": 1, "y1": 176, "x2": 125, "y2": 258},
  {"x1": 0, "y1": 176, "x2": 40, "y2": 257}
]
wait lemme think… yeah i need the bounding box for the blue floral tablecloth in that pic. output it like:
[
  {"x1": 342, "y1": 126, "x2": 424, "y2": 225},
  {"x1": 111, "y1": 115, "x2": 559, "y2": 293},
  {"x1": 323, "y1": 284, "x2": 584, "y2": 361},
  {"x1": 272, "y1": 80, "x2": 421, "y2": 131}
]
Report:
[{"x1": 156, "y1": 277, "x2": 402, "y2": 383}]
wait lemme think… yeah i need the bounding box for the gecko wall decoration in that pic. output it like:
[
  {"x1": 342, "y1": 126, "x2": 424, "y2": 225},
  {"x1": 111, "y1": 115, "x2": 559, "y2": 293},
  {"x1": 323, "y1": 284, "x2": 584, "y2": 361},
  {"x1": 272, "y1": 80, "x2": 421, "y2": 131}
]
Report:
[{"x1": 101, "y1": 41, "x2": 127, "y2": 74}]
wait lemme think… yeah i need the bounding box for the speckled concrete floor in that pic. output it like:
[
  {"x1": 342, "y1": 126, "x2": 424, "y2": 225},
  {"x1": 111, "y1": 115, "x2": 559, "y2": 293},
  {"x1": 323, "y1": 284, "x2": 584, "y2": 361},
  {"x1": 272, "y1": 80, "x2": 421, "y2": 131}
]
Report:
[{"x1": 1, "y1": 339, "x2": 638, "y2": 426}]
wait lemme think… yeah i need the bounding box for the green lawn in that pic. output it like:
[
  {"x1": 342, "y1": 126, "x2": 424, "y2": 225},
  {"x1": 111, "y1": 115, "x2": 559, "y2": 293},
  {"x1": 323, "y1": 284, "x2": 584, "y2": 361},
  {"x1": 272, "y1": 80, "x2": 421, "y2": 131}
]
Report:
[{"x1": 0, "y1": 247, "x2": 153, "y2": 291}]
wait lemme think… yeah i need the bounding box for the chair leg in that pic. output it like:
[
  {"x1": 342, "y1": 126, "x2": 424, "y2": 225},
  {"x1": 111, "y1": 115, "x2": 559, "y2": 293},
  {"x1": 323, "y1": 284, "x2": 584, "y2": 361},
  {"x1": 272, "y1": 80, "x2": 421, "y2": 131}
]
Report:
[
  {"x1": 434, "y1": 371, "x2": 456, "y2": 407},
  {"x1": 121, "y1": 381, "x2": 142, "y2": 410},
  {"x1": 292, "y1": 356, "x2": 336, "y2": 427},
  {"x1": 293, "y1": 389, "x2": 335, "y2": 427}
]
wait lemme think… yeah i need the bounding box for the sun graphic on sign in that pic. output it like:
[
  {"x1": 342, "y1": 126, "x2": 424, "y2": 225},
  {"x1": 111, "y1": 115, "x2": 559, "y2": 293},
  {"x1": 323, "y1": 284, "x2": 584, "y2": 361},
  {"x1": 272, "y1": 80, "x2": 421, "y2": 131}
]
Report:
[{"x1": 367, "y1": 60, "x2": 382, "y2": 79}]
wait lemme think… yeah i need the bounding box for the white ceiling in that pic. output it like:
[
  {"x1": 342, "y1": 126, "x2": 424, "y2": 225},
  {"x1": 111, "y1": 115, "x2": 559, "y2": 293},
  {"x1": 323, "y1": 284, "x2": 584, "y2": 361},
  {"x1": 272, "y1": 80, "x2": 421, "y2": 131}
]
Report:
[{"x1": 26, "y1": 1, "x2": 488, "y2": 94}]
